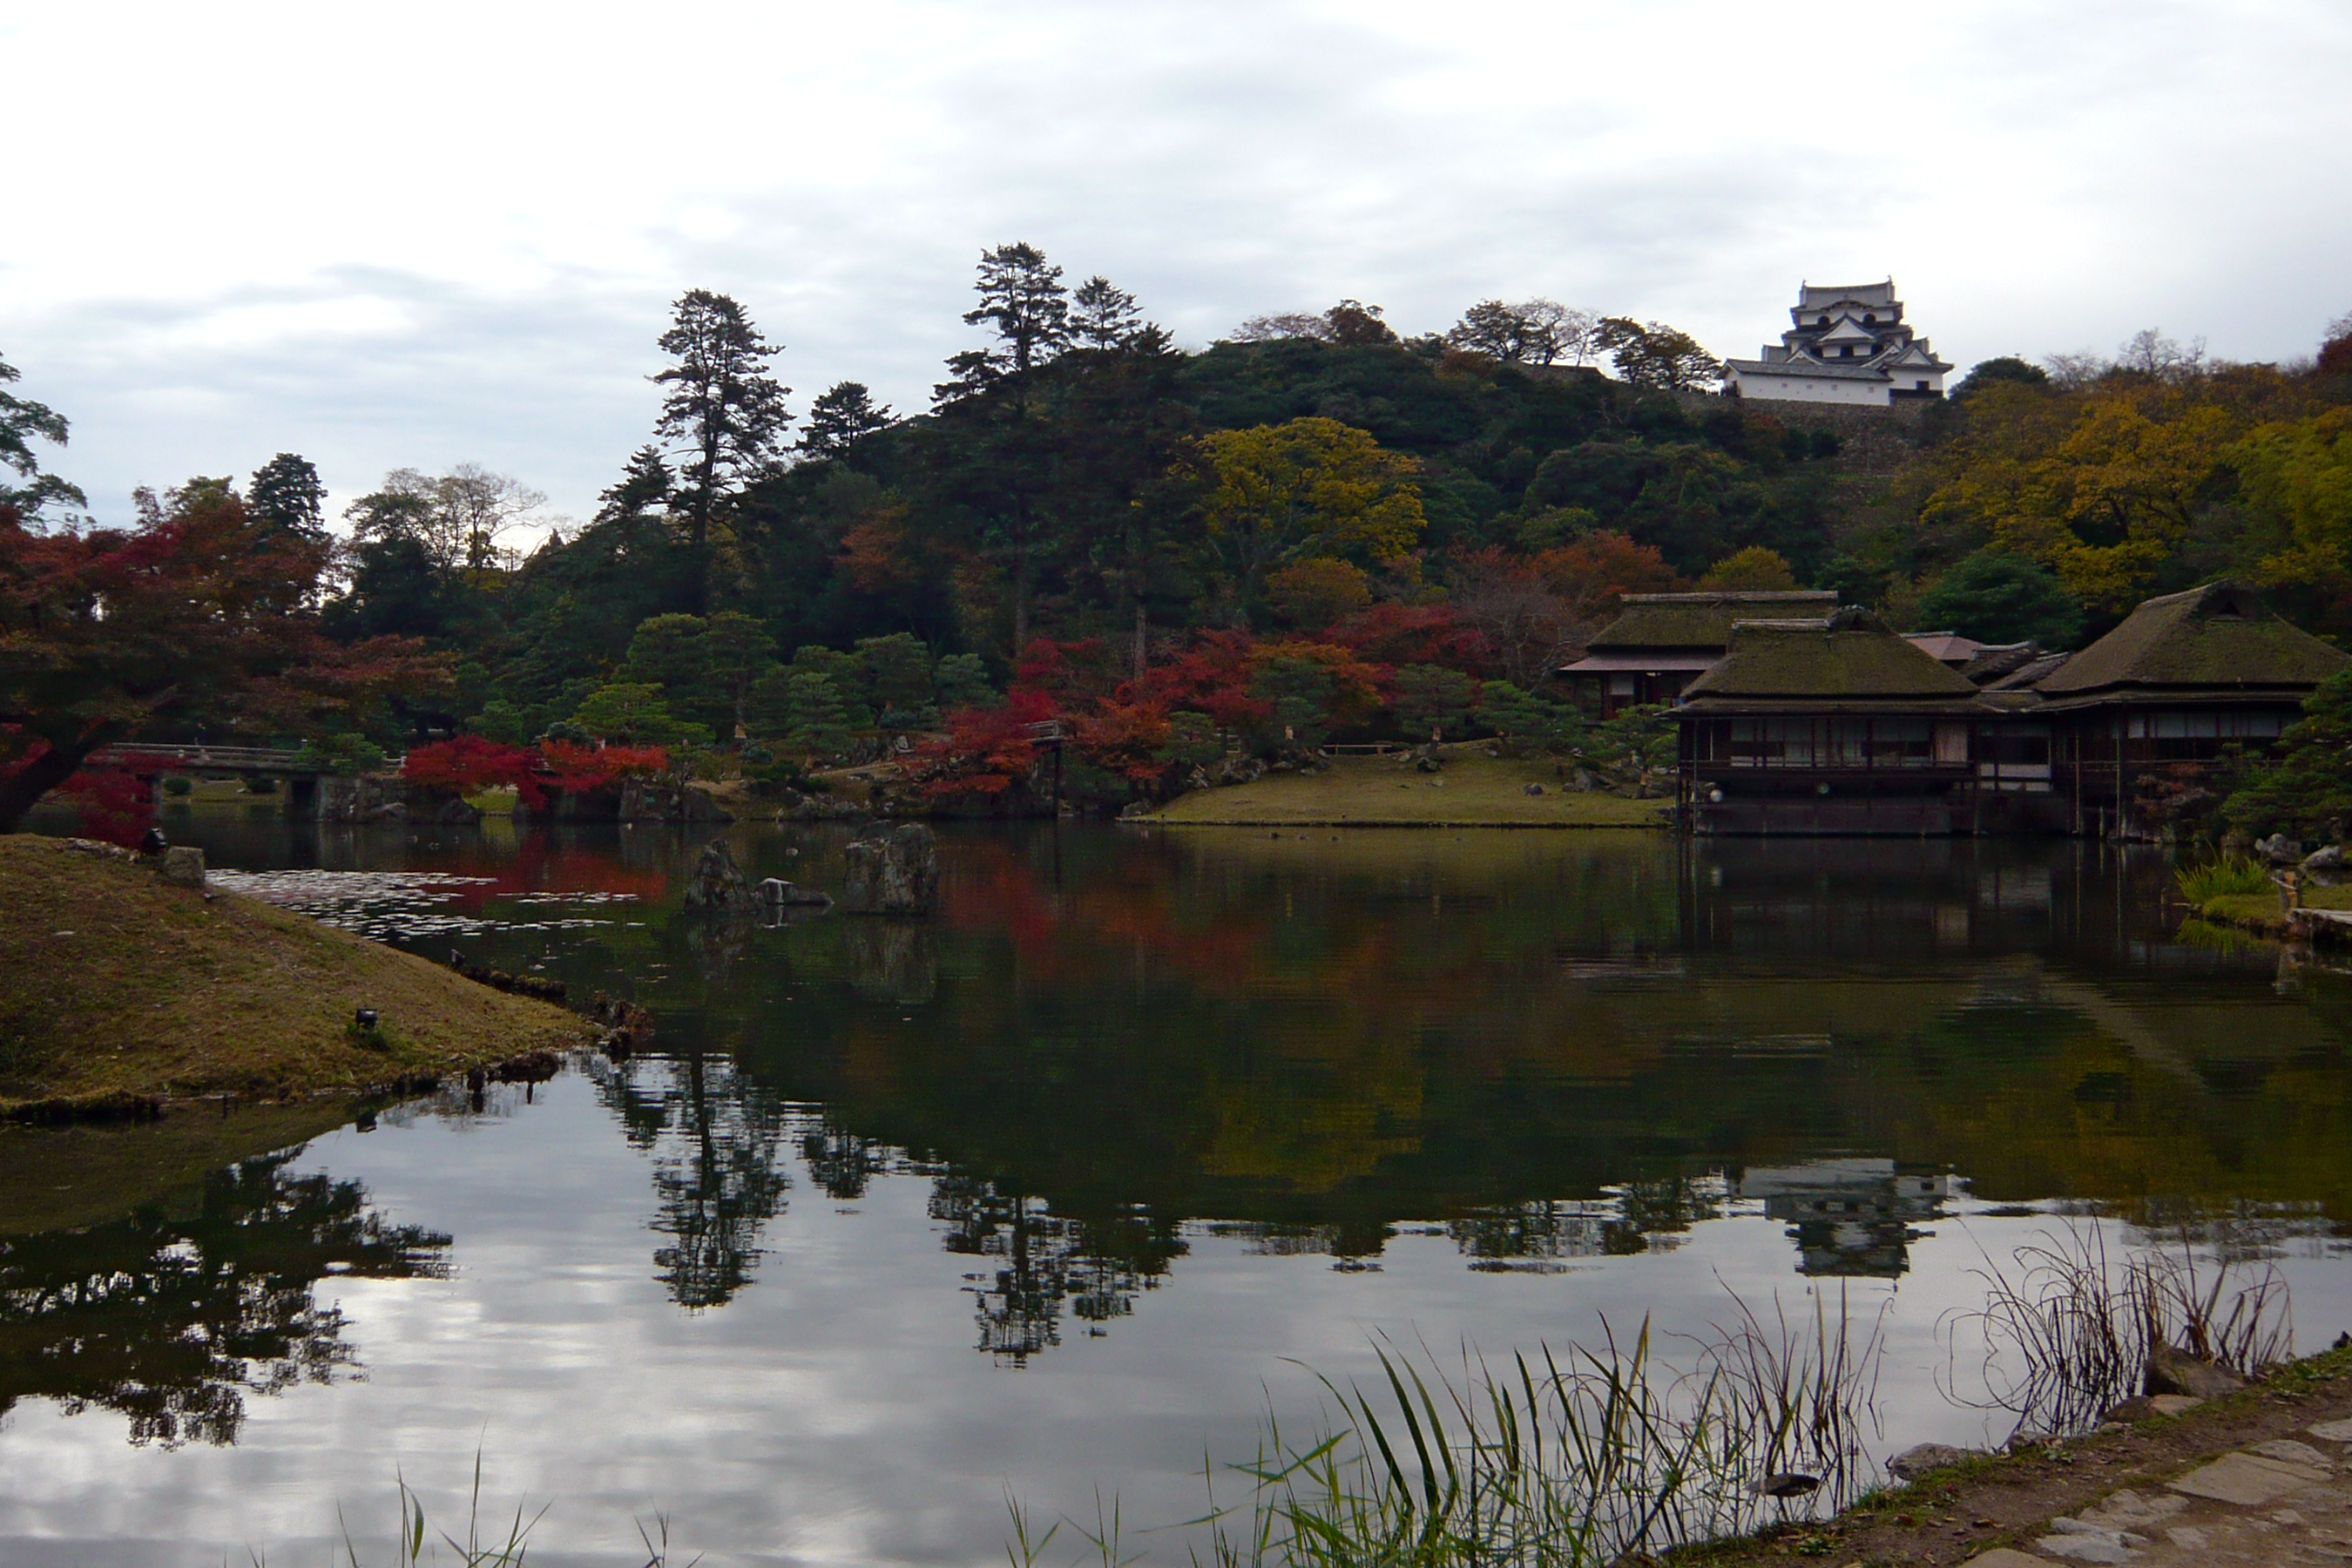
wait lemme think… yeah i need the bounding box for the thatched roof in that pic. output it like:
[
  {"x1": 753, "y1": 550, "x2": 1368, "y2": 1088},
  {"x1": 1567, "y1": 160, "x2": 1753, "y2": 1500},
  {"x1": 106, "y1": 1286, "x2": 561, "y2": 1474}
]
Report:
[
  {"x1": 1680, "y1": 618, "x2": 1982, "y2": 706},
  {"x1": 1586, "y1": 591, "x2": 1841, "y2": 651},
  {"x1": 2034, "y1": 582, "x2": 2349, "y2": 698}
]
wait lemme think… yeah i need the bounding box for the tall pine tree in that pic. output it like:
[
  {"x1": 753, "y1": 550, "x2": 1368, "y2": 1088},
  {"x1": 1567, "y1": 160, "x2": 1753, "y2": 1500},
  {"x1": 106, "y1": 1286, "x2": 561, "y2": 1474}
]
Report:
[{"x1": 652, "y1": 290, "x2": 790, "y2": 605}]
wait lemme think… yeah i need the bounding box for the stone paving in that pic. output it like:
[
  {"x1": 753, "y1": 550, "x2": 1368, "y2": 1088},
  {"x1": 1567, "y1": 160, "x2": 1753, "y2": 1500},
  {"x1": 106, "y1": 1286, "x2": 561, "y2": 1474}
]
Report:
[{"x1": 1968, "y1": 1419, "x2": 2352, "y2": 1566}]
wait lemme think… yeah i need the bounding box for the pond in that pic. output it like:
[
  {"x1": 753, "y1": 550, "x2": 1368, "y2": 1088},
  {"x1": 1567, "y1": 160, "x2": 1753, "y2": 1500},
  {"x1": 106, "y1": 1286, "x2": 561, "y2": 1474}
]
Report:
[{"x1": 3, "y1": 816, "x2": 2350, "y2": 1566}]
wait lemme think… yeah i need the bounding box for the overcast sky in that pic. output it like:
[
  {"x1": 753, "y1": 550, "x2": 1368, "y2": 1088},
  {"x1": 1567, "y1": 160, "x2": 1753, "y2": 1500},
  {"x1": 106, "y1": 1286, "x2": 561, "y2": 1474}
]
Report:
[{"x1": 6, "y1": 0, "x2": 2349, "y2": 532}]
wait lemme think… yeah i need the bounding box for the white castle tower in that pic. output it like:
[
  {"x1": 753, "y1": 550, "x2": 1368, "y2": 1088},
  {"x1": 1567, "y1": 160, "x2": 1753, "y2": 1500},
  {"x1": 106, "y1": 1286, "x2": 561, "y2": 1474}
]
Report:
[{"x1": 1724, "y1": 280, "x2": 1952, "y2": 405}]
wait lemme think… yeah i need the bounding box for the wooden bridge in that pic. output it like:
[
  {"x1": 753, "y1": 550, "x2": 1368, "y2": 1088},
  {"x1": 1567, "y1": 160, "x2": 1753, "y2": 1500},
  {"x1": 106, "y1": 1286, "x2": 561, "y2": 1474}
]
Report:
[{"x1": 92, "y1": 743, "x2": 335, "y2": 778}]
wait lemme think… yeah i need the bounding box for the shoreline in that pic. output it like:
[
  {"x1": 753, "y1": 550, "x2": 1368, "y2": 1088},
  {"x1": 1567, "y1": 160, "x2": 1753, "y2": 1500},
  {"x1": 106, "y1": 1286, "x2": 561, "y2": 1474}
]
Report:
[
  {"x1": 1134, "y1": 749, "x2": 1673, "y2": 829},
  {"x1": 1132, "y1": 816, "x2": 1668, "y2": 829},
  {"x1": 1674, "y1": 1344, "x2": 2352, "y2": 1566},
  {"x1": 0, "y1": 835, "x2": 598, "y2": 1124}
]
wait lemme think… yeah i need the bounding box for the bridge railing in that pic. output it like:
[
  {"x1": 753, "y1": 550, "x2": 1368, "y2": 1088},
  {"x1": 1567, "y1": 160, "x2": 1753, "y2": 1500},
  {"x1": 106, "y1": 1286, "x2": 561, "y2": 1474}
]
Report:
[{"x1": 92, "y1": 744, "x2": 334, "y2": 775}]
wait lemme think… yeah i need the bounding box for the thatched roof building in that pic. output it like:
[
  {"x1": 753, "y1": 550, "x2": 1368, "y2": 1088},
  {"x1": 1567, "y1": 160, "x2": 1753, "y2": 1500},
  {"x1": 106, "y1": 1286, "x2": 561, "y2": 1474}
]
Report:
[{"x1": 2032, "y1": 581, "x2": 2349, "y2": 707}]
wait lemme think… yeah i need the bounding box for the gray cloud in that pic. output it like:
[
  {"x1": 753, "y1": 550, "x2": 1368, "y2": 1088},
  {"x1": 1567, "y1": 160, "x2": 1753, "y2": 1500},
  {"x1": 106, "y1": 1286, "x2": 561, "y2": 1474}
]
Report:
[{"x1": 4, "y1": 0, "x2": 2348, "y2": 526}]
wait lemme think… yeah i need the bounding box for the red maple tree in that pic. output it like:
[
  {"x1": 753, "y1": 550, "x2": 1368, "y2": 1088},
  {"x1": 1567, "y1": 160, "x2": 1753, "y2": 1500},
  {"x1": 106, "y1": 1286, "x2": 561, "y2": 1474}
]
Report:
[{"x1": 0, "y1": 491, "x2": 449, "y2": 831}]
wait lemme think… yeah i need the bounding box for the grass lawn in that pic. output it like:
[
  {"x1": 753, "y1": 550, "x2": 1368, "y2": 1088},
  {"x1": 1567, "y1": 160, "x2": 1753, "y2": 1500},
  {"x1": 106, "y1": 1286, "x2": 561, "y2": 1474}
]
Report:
[
  {"x1": 1139, "y1": 751, "x2": 1671, "y2": 828},
  {"x1": 0, "y1": 835, "x2": 591, "y2": 1117}
]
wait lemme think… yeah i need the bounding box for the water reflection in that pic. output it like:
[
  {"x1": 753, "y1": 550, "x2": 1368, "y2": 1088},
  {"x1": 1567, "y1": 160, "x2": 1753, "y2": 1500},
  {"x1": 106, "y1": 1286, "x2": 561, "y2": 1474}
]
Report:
[
  {"x1": 0, "y1": 1153, "x2": 447, "y2": 1446},
  {"x1": 590, "y1": 1054, "x2": 792, "y2": 1309},
  {"x1": 15, "y1": 820, "x2": 2352, "y2": 1568},
  {"x1": 30, "y1": 822, "x2": 2352, "y2": 1369},
  {"x1": 1740, "y1": 1160, "x2": 1957, "y2": 1278}
]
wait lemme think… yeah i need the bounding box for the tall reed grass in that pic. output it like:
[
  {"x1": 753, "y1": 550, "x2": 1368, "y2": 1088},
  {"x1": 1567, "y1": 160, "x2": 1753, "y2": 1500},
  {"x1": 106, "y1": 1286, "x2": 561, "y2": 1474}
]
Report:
[
  {"x1": 247, "y1": 1453, "x2": 695, "y2": 1568},
  {"x1": 2175, "y1": 857, "x2": 2274, "y2": 904},
  {"x1": 1950, "y1": 1224, "x2": 2292, "y2": 1438},
  {"x1": 1009, "y1": 1289, "x2": 1886, "y2": 1568}
]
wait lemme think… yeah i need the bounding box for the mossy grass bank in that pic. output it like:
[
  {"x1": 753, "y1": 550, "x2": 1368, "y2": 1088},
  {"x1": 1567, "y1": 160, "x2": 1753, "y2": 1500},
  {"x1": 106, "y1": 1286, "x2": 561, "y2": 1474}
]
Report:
[
  {"x1": 1138, "y1": 751, "x2": 1671, "y2": 828},
  {"x1": 0, "y1": 835, "x2": 592, "y2": 1121}
]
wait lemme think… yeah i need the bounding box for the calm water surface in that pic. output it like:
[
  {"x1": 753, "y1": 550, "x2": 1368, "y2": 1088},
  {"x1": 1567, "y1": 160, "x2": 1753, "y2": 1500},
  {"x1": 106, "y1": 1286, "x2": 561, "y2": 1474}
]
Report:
[{"x1": 4, "y1": 818, "x2": 2351, "y2": 1566}]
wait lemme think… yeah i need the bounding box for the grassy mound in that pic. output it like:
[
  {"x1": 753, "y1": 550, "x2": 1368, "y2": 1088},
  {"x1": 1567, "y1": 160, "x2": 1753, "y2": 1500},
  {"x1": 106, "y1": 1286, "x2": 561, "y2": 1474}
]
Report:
[
  {"x1": 1140, "y1": 751, "x2": 1670, "y2": 827},
  {"x1": 0, "y1": 835, "x2": 592, "y2": 1117}
]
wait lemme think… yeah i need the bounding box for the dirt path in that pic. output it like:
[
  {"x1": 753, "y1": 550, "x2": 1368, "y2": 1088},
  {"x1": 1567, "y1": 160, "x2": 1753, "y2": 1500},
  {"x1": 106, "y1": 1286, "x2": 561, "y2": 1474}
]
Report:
[{"x1": 1679, "y1": 1348, "x2": 2352, "y2": 1565}]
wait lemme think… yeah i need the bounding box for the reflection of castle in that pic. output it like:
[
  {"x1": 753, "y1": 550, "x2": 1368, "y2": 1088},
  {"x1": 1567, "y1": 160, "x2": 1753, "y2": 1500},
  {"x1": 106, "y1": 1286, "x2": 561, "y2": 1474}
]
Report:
[{"x1": 1739, "y1": 1159, "x2": 1957, "y2": 1277}]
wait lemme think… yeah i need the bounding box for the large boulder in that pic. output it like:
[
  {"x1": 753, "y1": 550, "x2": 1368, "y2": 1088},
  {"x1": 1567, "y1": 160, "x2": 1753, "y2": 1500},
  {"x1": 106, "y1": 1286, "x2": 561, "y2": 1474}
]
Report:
[
  {"x1": 1886, "y1": 1442, "x2": 1984, "y2": 1482},
  {"x1": 839, "y1": 823, "x2": 940, "y2": 916},
  {"x1": 683, "y1": 838, "x2": 758, "y2": 912},
  {"x1": 316, "y1": 775, "x2": 407, "y2": 823},
  {"x1": 2146, "y1": 1343, "x2": 2246, "y2": 1400},
  {"x1": 159, "y1": 846, "x2": 206, "y2": 889}
]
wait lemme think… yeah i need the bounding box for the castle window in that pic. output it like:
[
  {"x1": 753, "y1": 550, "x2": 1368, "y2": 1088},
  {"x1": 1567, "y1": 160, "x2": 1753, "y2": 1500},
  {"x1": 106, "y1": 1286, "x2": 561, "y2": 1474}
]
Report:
[{"x1": 1863, "y1": 314, "x2": 1876, "y2": 324}]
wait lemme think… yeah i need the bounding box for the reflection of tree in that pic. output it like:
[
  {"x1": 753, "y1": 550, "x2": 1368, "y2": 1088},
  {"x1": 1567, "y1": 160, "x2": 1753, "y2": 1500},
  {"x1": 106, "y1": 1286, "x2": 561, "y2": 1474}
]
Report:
[
  {"x1": 802, "y1": 1119, "x2": 889, "y2": 1200},
  {"x1": 0, "y1": 1153, "x2": 449, "y2": 1447},
  {"x1": 929, "y1": 1176, "x2": 1180, "y2": 1362},
  {"x1": 1450, "y1": 1179, "x2": 1727, "y2": 1271},
  {"x1": 591, "y1": 1051, "x2": 792, "y2": 1309}
]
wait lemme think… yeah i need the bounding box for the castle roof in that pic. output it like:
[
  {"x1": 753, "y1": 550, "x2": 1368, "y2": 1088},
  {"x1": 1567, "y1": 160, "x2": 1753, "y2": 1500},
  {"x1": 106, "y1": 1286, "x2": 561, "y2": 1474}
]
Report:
[
  {"x1": 1722, "y1": 355, "x2": 1950, "y2": 382},
  {"x1": 1798, "y1": 280, "x2": 1899, "y2": 311}
]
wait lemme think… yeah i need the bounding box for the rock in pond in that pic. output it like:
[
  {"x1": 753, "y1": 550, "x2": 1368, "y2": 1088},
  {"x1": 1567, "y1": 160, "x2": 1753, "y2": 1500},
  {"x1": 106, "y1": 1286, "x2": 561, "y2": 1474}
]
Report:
[
  {"x1": 839, "y1": 823, "x2": 940, "y2": 916},
  {"x1": 683, "y1": 839, "x2": 758, "y2": 912}
]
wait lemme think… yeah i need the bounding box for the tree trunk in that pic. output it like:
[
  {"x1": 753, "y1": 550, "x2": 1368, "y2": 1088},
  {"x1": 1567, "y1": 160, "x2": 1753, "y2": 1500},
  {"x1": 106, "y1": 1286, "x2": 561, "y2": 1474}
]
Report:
[
  {"x1": 0, "y1": 731, "x2": 107, "y2": 834},
  {"x1": 1133, "y1": 599, "x2": 1148, "y2": 679}
]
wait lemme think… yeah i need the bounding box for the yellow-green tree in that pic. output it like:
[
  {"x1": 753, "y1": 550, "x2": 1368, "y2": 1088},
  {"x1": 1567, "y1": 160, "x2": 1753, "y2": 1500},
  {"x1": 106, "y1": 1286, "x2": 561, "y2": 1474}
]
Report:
[
  {"x1": 1192, "y1": 416, "x2": 1423, "y2": 624},
  {"x1": 1918, "y1": 383, "x2": 2243, "y2": 611},
  {"x1": 2232, "y1": 406, "x2": 2352, "y2": 603},
  {"x1": 1696, "y1": 545, "x2": 1799, "y2": 591}
]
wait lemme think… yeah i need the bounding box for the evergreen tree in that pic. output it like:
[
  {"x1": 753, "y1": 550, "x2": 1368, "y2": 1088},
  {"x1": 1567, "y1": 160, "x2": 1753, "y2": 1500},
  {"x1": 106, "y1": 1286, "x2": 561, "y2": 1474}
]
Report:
[
  {"x1": 1393, "y1": 665, "x2": 1479, "y2": 739},
  {"x1": 652, "y1": 290, "x2": 792, "y2": 581},
  {"x1": 1913, "y1": 550, "x2": 2086, "y2": 646},
  {"x1": 797, "y1": 382, "x2": 894, "y2": 463},
  {"x1": 2225, "y1": 669, "x2": 2352, "y2": 837},
  {"x1": 570, "y1": 681, "x2": 709, "y2": 747},
  {"x1": 246, "y1": 453, "x2": 327, "y2": 540},
  {"x1": 1475, "y1": 681, "x2": 1578, "y2": 745},
  {"x1": 704, "y1": 612, "x2": 778, "y2": 730},
  {"x1": 856, "y1": 632, "x2": 936, "y2": 722},
  {"x1": 782, "y1": 671, "x2": 850, "y2": 751},
  {"x1": 934, "y1": 652, "x2": 997, "y2": 710},
  {"x1": 0, "y1": 348, "x2": 84, "y2": 520},
  {"x1": 600, "y1": 445, "x2": 673, "y2": 523},
  {"x1": 932, "y1": 243, "x2": 1073, "y2": 649},
  {"x1": 1070, "y1": 275, "x2": 1145, "y2": 352},
  {"x1": 961, "y1": 242, "x2": 1070, "y2": 381}
]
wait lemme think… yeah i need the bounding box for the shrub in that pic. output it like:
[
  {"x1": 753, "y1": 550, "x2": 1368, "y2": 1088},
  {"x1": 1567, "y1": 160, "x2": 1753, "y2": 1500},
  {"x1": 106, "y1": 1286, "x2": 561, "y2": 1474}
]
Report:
[
  {"x1": 934, "y1": 652, "x2": 997, "y2": 711},
  {"x1": 162, "y1": 774, "x2": 193, "y2": 797},
  {"x1": 1158, "y1": 710, "x2": 1223, "y2": 770},
  {"x1": 569, "y1": 683, "x2": 711, "y2": 748},
  {"x1": 1476, "y1": 680, "x2": 1579, "y2": 746}
]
